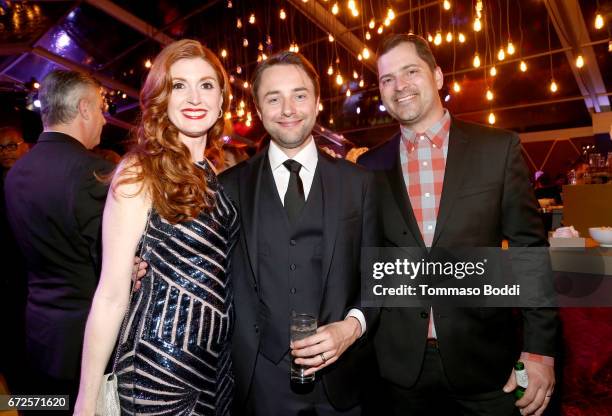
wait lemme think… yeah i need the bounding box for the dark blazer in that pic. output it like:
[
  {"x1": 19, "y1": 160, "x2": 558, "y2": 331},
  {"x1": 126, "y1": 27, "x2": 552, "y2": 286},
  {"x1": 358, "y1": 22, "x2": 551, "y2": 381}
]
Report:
[
  {"x1": 220, "y1": 147, "x2": 379, "y2": 411},
  {"x1": 4, "y1": 132, "x2": 113, "y2": 380},
  {"x1": 358, "y1": 118, "x2": 558, "y2": 393}
]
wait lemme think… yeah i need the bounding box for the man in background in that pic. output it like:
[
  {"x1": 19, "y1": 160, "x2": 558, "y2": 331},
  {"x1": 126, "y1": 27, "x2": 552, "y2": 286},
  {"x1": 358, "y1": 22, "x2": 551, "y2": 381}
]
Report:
[
  {"x1": 5, "y1": 69, "x2": 113, "y2": 412},
  {"x1": 0, "y1": 126, "x2": 30, "y2": 396}
]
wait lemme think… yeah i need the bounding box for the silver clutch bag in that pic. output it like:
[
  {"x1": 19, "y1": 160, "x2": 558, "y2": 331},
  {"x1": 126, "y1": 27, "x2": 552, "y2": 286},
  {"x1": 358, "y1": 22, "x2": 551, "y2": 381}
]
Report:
[{"x1": 95, "y1": 373, "x2": 120, "y2": 416}]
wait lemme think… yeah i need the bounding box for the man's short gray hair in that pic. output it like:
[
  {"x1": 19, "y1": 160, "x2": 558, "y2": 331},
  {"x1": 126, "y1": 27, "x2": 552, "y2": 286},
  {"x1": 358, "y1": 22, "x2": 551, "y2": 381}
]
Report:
[{"x1": 38, "y1": 69, "x2": 101, "y2": 127}]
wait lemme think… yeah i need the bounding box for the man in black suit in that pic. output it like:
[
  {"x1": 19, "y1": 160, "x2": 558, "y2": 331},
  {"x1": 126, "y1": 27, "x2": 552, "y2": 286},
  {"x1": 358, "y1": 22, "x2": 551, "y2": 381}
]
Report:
[
  {"x1": 358, "y1": 34, "x2": 558, "y2": 416},
  {"x1": 5, "y1": 69, "x2": 112, "y2": 410},
  {"x1": 220, "y1": 52, "x2": 378, "y2": 415}
]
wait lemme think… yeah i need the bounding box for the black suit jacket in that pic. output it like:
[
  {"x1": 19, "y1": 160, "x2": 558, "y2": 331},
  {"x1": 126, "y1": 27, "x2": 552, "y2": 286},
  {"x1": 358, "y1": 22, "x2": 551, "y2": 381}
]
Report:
[
  {"x1": 358, "y1": 118, "x2": 558, "y2": 393},
  {"x1": 220, "y1": 147, "x2": 379, "y2": 411},
  {"x1": 4, "y1": 132, "x2": 113, "y2": 380}
]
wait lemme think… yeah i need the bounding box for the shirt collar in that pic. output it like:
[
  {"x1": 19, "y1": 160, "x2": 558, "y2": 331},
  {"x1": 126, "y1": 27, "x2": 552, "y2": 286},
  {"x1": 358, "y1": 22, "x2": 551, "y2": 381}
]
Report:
[
  {"x1": 268, "y1": 135, "x2": 318, "y2": 173},
  {"x1": 400, "y1": 109, "x2": 451, "y2": 152}
]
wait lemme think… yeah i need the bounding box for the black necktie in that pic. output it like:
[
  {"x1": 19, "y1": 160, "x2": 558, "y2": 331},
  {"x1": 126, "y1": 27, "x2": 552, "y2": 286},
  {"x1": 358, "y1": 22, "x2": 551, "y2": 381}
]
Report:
[{"x1": 283, "y1": 160, "x2": 305, "y2": 224}]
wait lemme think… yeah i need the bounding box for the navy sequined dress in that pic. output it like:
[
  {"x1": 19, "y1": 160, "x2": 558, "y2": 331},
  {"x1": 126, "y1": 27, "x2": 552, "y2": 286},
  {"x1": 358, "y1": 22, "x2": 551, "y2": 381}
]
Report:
[{"x1": 116, "y1": 160, "x2": 239, "y2": 416}]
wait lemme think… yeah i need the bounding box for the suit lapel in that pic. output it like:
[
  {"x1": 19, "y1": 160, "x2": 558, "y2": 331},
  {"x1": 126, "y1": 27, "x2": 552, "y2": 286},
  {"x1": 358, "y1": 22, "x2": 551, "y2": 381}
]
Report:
[
  {"x1": 239, "y1": 149, "x2": 267, "y2": 285},
  {"x1": 384, "y1": 135, "x2": 426, "y2": 248},
  {"x1": 432, "y1": 120, "x2": 470, "y2": 246},
  {"x1": 318, "y1": 152, "x2": 341, "y2": 288}
]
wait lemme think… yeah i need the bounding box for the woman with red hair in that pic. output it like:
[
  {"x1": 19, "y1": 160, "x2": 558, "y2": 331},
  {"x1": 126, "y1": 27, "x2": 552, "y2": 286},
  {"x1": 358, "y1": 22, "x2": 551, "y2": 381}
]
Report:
[{"x1": 75, "y1": 39, "x2": 237, "y2": 415}]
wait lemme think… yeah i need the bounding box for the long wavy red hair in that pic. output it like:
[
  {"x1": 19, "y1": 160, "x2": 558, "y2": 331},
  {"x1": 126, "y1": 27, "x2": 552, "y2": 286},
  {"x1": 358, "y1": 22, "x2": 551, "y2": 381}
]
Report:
[{"x1": 114, "y1": 39, "x2": 231, "y2": 223}]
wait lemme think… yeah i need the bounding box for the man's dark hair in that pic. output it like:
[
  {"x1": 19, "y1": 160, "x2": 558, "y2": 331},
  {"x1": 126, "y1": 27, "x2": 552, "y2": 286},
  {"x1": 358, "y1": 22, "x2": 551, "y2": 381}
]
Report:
[
  {"x1": 251, "y1": 51, "x2": 320, "y2": 108},
  {"x1": 377, "y1": 33, "x2": 437, "y2": 71}
]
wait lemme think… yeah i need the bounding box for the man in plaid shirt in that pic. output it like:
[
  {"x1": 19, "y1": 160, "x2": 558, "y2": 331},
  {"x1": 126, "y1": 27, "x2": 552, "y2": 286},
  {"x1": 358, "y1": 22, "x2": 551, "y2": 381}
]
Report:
[{"x1": 359, "y1": 34, "x2": 557, "y2": 416}]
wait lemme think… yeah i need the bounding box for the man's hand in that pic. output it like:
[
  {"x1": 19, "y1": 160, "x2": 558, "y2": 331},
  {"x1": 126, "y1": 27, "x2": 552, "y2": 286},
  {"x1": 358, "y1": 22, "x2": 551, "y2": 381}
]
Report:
[
  {"x1": 131, "y1": 256, "x2": 148, "y2": 291},
  {"x1": 503, "y1": 360, "x2": 555, "y2": 416},
  {"x1": 290, "y1": 317, "x2": 361, "y2": 375}
]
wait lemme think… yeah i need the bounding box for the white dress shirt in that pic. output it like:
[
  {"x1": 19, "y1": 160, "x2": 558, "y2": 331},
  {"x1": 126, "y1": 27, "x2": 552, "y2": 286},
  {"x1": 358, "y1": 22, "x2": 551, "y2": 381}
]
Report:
[{"x1": 267, "y1": 137, "x2": 366, "y2": 336}]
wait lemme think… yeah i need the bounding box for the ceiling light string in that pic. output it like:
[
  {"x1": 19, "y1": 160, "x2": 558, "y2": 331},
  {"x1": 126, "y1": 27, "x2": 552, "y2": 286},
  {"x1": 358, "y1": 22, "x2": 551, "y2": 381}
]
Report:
[
  {"x1": 547, "y1": 12, "x2": 558, "y2": 93},
  {"x1": 452, "y1": 12, "x2": 460, "y2": 94},
  {"x1": 517, "y1": 0, "x2": 527, "y2": 72}
]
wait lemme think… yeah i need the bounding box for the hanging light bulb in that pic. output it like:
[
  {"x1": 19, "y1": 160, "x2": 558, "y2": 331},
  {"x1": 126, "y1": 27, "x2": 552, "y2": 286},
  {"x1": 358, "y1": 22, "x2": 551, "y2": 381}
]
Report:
[
  {"x1": 359, "y1": 79, "x2": 364, "y2": 88},
  {"x1": 486, "y1": 89, "x2": 494, "y2": 101},
  {"x1": 351, "y1": 8, "x2": 359, "y2": 17},
  {"x1": 346, "y1": 89, "x2": 351, "y2": 97},
  {"x1": 318, "y1": 103, "x2": 323, "y2": 111},
  {"x1": 575, "y1": 55, "x2": 584, "y2": 68},
  {"x1": 377, "y1": 25, "x2": 384, "y2": 34},
  {"x1": 336, "y1": 73, "x2": 343, "y2": 85},
  {"x1": 239, "y1": 99, "x2": 246, "y2": 108},
  {"x1": 387, "y1": 8, "x2": 395, "y2": 20},
  {"x1": 473, "y1": 53, "x2": 481, "y2": 68},
  {"x1": 362, "y1": 47, "x2": 370, "y2": 59},
  {"x1": 520, "y1": 60, "x2": 527, "y2": 72},
  {"x1": 332, "y1": 2, "x2": 339, "y2": 15},
  {"x1": 280, "y1": 9, "x2": 286, "y2": 19},
  {"x1": 328, "y1": 33, "x2": 334, "y2": 42},
  {"x1": 507, "y1": 41, "x2": 515, "y2": 55},
  {"x1": 434, "y1": 32, "x2": 442, "y2": 45},
  {"x1": 369, "y1": 19, "x2": 375, "y2": 29},
  {"x1": 236, "y1": 18, "x2": 242, "y2": 28},
  {"x1": 144, "y1": 59, "x2": 152, "y2": 68},
  {"x1": 365, "y1": 31, "x2": 371, "y2": 40},
  {"x1": 243, "y1": 81, "x2": 249, "y2": 89},
  {"x1": 249, "y1": 13, "x2": 255, "y2": 24},
  {"x1": 550, "y1": 80, "x2": 558, "y2": 93},
  {"x1": 384, "y1": 17, "x2": 391, "y2": 26},
  {"x1": 227, "y1": 0, "x2": 232, "y2": 8},
  {"x1": 353, "y1": 70, "x2": 359, "y2": 79},
  {"x1": 453, "y1": 81, "x2": 461, "y2": 92},
  {"x1": 458, "y1": 33, "x2": 466, "y2": 43},
  {"x1": 348, "y1": 0, "x2": 356, "y2": 10},
  {"x1": 328, "y1": 65, "x2": 334, "y2": 76},
  {"x1": 473, "y1": 18, "x2": 482, "y2": 32},
  {"x1": 427, "y1": 33, "x2": 433, "y2": 42},
  {"x1": 220, "y1": 49, "x2": 227, "y2": 58},
  {"x1": 446, "y1": 32, "x2": 453, "y2": 42},
  {"x1": 357, "y1": 54, "x2": 363, "y2": 61},
  {"x1": 236, "y1": 65, "x2": 242, "y2": 74},
  {"x1": 262, "y1": 53, "x2": 268, "y2": 60},
  {"x1": 329, "y1": 117, "x2": 334, "y2": 125},
  {"x1": 490, "y1": 66, "x2": 497, "y2": 76},
  {"x1": 243, "y1": 38, "x2": 249, "y2": 47},
  {"x1": 356, "y1": 106, "x2": 361, "y2": 114},
  {"x1": 488, "y1": 112, "x2": 496, "y2": 124},
  {"x1": 443, "y1": 1, "x2": 451, "y2": 10},
  {"x1": 497, "y1": 48, "x2": 505, "y2": 61},
  {"x1": 225, "y1": 112, "x2": 232, "y2": 120},
  {"x1": 595, "y1": 13, "x2": 604, "y2": 29}
]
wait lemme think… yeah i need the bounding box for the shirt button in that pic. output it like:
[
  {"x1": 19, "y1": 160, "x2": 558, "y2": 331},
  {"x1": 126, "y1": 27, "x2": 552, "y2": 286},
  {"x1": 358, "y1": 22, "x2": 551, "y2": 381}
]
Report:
[
  {"x1": 254, "y1": 324, "x2": 260, "y2": 333},
  {"x1": 290, "y1": 264, "x2": 296, "y2": 270},
  {"x1": 419, "y1": 136, "x2": 426, "y2": 141},
  {"x1": 290, "y1": 239, "x2": 296, "y2": 246},
  {"x1": 290, "y1": 288, "x2": 296, "y2": 294},
  {"x1": 420, "y1": 311, "x2": 429, "y2": 319},
  {"x1": 432, "y1": 143, "x2": 437, "y2": 148},
  {"x1": 427, "y1": 225, "x2": 433, "y2": 230},
  {"x1": 422, "y1": 161, "x2": 428, "y2": 167},
  {"x1": 424, "y1": 192, "x2": 431, "y2": 198}
]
